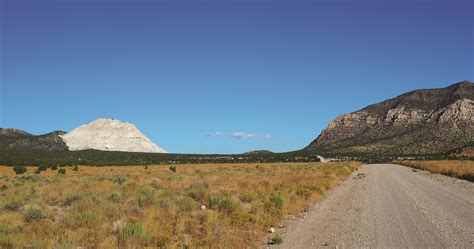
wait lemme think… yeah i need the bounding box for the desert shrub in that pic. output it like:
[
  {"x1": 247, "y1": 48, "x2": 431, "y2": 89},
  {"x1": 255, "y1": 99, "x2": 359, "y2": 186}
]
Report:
[
  {"x1": 63, "y1": 211, "x2": 100, "y2": 227},
  {"x1": 295, "y1": 186, "x2": 312, "y2": 199},
  {"x1": 62, "y1": 195, "x2": 81, "y2": 207},
  {"x1": 113, "y1": 175, "x2": 126, "y2": 185},
  {"x1": 3, "y1": 200, "x2": 23, "y2": 211},
  {"x1": 19, "y1": 174, "x2": 42, "y2": 182},
  {"x1": 58, "y1": 168, "x2": 66, "y2": 175},
  {"x1": 73, "y1": 165, "x2": 79, "y2": 171},
  {"x1": 176, "y1": 197, "x2": 195, "y2": 212},
  {"x1": 186, "y1": 183, "x2": 210, "y2": 203},
  {"x1": 117, "y1": 223, "x2": 150, "y2": 248},
  {"x1": 136, "y1": 187, "x2": 156, "y2": 207},
  {"x1": 0, "y1": 224, "x2": 12, "y2": 249},
  {"x1": 460, "y1": 173, "x2": 474, "y2": 182},
  {"x1": 24, "y1": 207, "x2": 45, "y2": 222},
  {"x1": 271, "y1": 235, "x2": 283, "y2": 245},
  {"x1": 0, "y1": 224, "x2": 8, "y2": 234},
  {"x1": 148, "y1": 178, "x2": 160, "y2": 188},
  {"x1": 169, "y1": 166, "x2": 176, "y2": 173},
  {"x1": 209, "y1": 196, "x2": 221, "y2": 209},
  {"x1": 108, "y1": 192, "x2": 121, "y2": 203},
  {"x1": 239, "y1": 191, "x2": 256, "y2": 203},
  {"x1": 210, "y1": 196, "x2": 240, "y2": 213},
  {"x1": 0, "y1": 185, "x2": 8, "y2": 192},
  {"x1": 0, "y1": 234, "x2": 13, "y2": 249},
  {"x1": 219, "y1": 198, "x2": 240, "y2": 213},
  {"x1": 51, "y1": 165, "x2": 58, "y2": 170},
  {"x1": 270, "y1": 194, "x2": 285, "y2": 209},
  {"x1": 156, "y1": 196, "x2": 173, "y2": 209},
  {"x1": 13, "y1": 166, "x2": 27, "y2": 175},
  {"x1": 38, "y1": 165, "x2": 48, "y2": 172}
]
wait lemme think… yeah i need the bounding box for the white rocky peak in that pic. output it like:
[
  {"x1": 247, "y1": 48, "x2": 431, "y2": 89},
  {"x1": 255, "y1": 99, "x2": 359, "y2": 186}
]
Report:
[{"x1": 60, "y1": 118, "x2": 167, "y2": 153}]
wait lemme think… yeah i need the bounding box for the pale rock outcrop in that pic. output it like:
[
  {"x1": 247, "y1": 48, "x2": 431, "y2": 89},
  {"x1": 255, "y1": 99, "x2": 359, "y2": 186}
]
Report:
[
  {"x1": 438, "y1": 98, "x2": 474, "y2": 123},
  {"x1": 60, "y1": 118, "x2": 167, "y2": 153}
]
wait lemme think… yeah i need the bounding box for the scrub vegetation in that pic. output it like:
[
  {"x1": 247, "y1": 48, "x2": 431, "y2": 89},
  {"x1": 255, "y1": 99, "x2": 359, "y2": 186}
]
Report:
[
  {"x1": 0, "y1": 162, "x2": 359, "y2": 248},
  {"x1": 395, "y1": 160, "x2": 474, "y2": 182}
]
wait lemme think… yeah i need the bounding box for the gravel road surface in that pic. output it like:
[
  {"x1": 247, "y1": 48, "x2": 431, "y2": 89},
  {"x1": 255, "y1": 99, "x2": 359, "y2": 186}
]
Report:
[{"x1": 272, "y1": 164, "x2": 474, "y2": 248}]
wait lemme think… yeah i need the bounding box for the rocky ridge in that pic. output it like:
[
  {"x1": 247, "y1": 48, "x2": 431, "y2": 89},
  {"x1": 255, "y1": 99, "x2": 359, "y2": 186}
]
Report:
[
  {"x1": 306, "y1": 81, "x2": 474, "y2": 156},
  {"x1": 0, "y1": 128, "x2": 68, "y2": 151}
]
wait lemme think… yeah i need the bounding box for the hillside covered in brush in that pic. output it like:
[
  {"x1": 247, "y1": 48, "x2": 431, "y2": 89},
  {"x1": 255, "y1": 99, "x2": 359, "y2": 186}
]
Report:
[{"x1": 306, "y1": 81, "x2": 474, "y2": 156}]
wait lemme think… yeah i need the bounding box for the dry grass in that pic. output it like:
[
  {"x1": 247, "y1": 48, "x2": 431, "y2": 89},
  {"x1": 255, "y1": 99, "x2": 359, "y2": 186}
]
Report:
[
  {"x1": 452, "y1": 147, "x2": 474, "y2": 158},
  {"x1": 394, "y1": 160, "x2": 474, "y2": 182},
  {"x1": 0, "y1": 162, "x2": 360, "y2": 248}
]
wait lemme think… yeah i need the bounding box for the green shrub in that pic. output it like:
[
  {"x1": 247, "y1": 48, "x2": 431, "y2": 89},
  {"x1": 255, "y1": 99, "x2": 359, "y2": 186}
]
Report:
[
  {"x1": 58, "y1": 168, "x2": 66, "y2": 174},
  {"x1": 176, "y1": 197, "x2": 195, "y2": 212},
  {"x1": 0, "y1": 224, "x2": 9, "y2": 235},
  {"x1": 51, "y1": 165, "x2": 58, "y2": 170},
  {"x1": 210, "y1": 196, "x2": 240, "y2": 213},
  {"x1": 117, "y1": 223, "x2": 150, "y2": 247},
  {"x1": 73, "y1": 165, "x2": 79, "y2": 171},
  {"x1": 63, "y1": 211, "x2": 99, "y2": 227},
  {"x1": 38, "y1": 165, "x2": 48, "y2": 172},
  {"x1": 270, "y1": 194, "x2": 285, "y2": 209},
  {"x1": 156, "y1": 196, "x2": 173, "y2": 209},
  {"x1": 24, "y1": 207, "x2": 45, "y2": 222},
  {"x1": 0, "y1": 185, "x2": 7, "y2": 192},
  {"x1": 13, "y1": 166, "x2": 27, "y2": 175},
  {"x1": 0, "y1": 236, "x2": 12, "y2": 249}
]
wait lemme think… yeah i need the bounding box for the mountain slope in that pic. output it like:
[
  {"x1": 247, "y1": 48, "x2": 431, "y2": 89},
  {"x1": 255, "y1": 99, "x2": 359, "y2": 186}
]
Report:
[
  {"x1": 305, "y1": 81, "x2": 474, "y2": 156},
  {"x1": 60, "y1": 118, "x2": 167, "y2": 153},
  {"x1": 0, "y1": 128, "x2": 68, "y2": 151}
]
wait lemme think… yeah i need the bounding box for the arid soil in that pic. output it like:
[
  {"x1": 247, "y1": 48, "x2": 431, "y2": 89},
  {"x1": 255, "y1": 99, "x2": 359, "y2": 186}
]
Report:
[{"x1": 272, "y1": 164, "x2": 474, "y2": 248}]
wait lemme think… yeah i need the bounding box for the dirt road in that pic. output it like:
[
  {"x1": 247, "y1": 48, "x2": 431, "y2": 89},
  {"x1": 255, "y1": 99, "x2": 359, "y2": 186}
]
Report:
[{"x1": 273, "y1": 164, "x2": 474, "y2": 248}]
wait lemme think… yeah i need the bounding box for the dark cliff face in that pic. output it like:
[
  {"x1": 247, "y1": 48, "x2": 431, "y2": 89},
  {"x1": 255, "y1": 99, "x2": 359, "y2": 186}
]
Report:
[
  {"x1": 0, "y1": 128, "x2": 68, "y2": 151},
  {"x1": 306, "y1": 81, "x2": 474, "y2": 156}
]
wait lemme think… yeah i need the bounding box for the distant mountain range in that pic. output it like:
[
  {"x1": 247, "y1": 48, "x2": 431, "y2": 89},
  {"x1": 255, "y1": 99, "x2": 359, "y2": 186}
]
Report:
[
  {"x1": 305, "y1": 81, "x2": 473, "y2": 156},
  {"x1": 1, "y1": 81, "x2": 472, "y2": 158}
]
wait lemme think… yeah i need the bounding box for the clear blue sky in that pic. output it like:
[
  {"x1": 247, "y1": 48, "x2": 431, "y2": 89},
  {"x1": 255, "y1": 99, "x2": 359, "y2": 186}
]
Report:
[{"x1": 1, "y1": 0, "x2": 472, "y2": 154}]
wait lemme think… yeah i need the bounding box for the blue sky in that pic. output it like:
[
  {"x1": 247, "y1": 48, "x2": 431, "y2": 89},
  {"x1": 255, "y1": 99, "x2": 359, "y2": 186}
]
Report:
[{"x1": 1, "y1": 0, "x2": 472, "y2": 154}]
